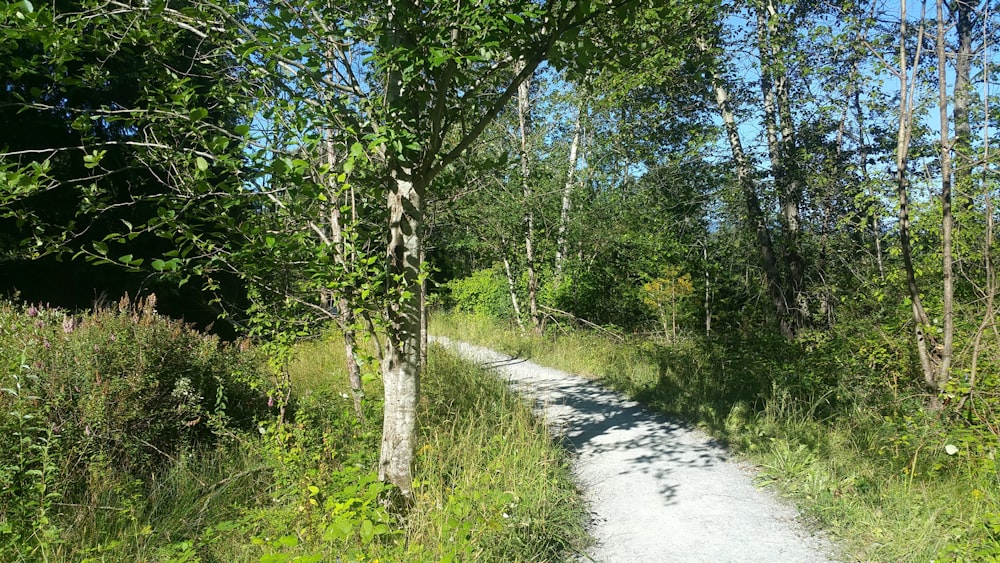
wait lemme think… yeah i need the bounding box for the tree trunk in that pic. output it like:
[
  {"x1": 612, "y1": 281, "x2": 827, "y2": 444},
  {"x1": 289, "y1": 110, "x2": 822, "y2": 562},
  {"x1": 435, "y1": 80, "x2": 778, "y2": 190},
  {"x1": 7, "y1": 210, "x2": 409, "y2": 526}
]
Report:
[
  {"x1": 711, "y1": 72, "x2": 793, "y2": 338},
  {"x1": 419, "y1": 243, "x2": 428, "y2": 373},
  {"x1": 339, "y1": 298, "x2": 365, "y2": 423},
  {"x1": 671, "y1": 282, "x2": 677, "y2": 341},
  {"x1": 517, "y1": 68, "x2": 541, "y2": 334},
  {"x1": 704, "y1": 243, "x2": 711, "y2": 336},
  {"x1": 756, "y1": 3, "x2": 806, "y2": 327},
  {"x1": 935, "y1": 0, "x2": 955, "y2": 399},
  {"x1": 895, "y1": 0, "x2": 938, "y2": 391},
  {"x1": 953, "y1": 0, "x2": 974, "y2": 208},
  {"x1": 322, "y1": 118, "x2": 365, "y2": 423},
  {"x1": 853, "y1": 85, "x2": 885, "y2": 280},
  {"x1": 380, "y1": 162, "x2": 423, "y2": 499},
  {"x1": 378, "y1": 2, "x2": 423, "y2": 499},
  {"x1": 502, "y1": 249, "x2": 526, "y2": 331},
  {"x1": 555, "y1": 108, "x2": 582, "y2": 279}
]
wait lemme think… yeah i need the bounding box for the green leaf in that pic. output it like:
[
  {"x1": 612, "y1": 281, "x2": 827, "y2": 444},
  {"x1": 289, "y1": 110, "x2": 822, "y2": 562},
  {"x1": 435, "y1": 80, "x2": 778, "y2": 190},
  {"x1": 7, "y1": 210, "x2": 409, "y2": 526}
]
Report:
[
  {"x1": 15, "y1": 0, "x2": 33, "y2": 14},
  {"x1": 505, "y1": 13, "x2": 524, "y2": 24},
  {"x1": 151, "y1": 259, "x2": 166, "y2": 271},
  {"x1": 195, "y1": 157, "x2": 209, "y2": 171},
  {"x1": 360, "y1": 519, "x2": 374, "y2": 544},
  {"x1": 265, "y1": 236, "x2": 276, "y2": 248},
  {"x1": 82, "y1": 150, "x2": 106, "y2": 169},
  {"x1": 189, "y1": 107, "x2": 208, "y2": 121},
  {"x1": 92, "y1": 241, "x2": 108, "y2": 255}
]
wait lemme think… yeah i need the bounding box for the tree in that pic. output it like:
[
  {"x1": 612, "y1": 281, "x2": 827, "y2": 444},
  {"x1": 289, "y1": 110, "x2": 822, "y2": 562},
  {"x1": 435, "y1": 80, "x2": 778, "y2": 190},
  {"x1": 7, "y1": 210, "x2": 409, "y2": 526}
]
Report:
[
  {"x1": 642, "y1": 266, "x2": 694, "y2": 341},
  {"x1": 228, "y1": 0, "x2": 718, "y2": 497},
  {"x1": 0, "y1": 0, "x2": 249, "y2": 330},
  {"x1": 0, "y1": 0, "x2": 747, "y2": 498}
]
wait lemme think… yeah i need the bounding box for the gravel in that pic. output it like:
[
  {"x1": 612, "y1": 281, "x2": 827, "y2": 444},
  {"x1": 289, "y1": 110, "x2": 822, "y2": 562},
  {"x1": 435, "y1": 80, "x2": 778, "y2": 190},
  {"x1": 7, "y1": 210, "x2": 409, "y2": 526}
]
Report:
[{"x1": 434, "y1": 337, "x2": 840, "y2": 563}]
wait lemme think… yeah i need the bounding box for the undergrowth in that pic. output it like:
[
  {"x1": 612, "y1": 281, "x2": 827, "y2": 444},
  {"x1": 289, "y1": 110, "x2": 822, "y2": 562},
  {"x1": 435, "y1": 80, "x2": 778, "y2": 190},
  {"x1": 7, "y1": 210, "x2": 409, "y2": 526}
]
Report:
[
  {"x1": 1, "y1": 300, "x2": 585, "y2": 561},
  {"x1": 432, "y1": 310, "x2": 1000, "y2": 562}
]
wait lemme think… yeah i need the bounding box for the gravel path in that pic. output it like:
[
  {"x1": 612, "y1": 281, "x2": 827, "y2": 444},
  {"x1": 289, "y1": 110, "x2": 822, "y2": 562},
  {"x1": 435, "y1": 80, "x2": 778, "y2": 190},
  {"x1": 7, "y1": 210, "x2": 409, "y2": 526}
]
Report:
[{"x1": 433, "y1": 337, "x2": 840, "y2": 563}]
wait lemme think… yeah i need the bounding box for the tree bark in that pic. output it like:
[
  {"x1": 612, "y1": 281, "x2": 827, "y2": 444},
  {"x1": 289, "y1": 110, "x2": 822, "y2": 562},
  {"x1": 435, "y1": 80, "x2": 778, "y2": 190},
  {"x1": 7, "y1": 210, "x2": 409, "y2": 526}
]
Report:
[
  {"x1": 711, "y1": 72, "x2": 793, "y2": 338},
  {"x1": 322, "y1": 117, "x2": 365, "y2": 423},
  {"x1": 895, "y1": 0, "x2": 938, "y2": 390},
  {"x1": 502, "y1": 248, "x2": 526, "y2": 331},
  {"x1": 419, "y1": 243, "x2": 428, "y2": 373},
  {"x1": 555, "y1": 108, "x2": 582, "y2": 279},
  {"x1": 380, "y1": 161, "x2": 423, "y2": 499},
  {"x1": 935, "y1": 0, "x2": 955, "y2": 399},
  {"x1": 953, "y1": 0, "x2": 974, "y2": 207},
  {"x1": 517, "y1": 68, "x2": 541, "y2": 334},
  {"x1": 339, "y1": 298, "x2": 365, "y2": 423},
  {"x1": 379, "y1": 2, "x2": 422, "y2": 497},
  {"x1": 704, "y1": 242, "x2": 711, "y2": 336},
  {"x1": 755, "y1": 2, "x2": 806, "y2": 327},
  {"x1": 853, "y1": 84, "x2": 885, "y2": 280}
]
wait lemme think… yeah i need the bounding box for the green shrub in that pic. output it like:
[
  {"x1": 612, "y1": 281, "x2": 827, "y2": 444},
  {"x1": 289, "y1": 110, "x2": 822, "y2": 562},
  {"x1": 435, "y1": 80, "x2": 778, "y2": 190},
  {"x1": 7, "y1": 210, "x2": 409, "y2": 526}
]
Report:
[
  {"x1": 444, "y1": 265, "x2": 513, "y2": 319},
  {"x1": 0, "y1": 296, "x2": 269, "y2": 558}
]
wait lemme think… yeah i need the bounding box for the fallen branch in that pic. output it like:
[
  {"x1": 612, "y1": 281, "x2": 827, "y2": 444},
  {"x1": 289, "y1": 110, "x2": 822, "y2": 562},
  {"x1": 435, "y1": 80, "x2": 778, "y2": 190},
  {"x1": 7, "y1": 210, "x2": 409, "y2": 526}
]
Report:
[{"x1": 538, "y1": 304, "x2": 625, "y2": 341}]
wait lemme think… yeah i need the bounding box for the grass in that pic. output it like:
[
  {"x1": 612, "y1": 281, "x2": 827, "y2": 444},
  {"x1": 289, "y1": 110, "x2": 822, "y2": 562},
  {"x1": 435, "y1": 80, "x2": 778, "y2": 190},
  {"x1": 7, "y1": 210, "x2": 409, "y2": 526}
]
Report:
[
  {"x1": 431, "y1": 310, "x2": 1000, "y2": 562},
  {"x1": 404, "y1": 347, "x2": 588, "y2": 561},
  {"x1": 2, "y1": 302, "x2": 587, "y2": 562}
]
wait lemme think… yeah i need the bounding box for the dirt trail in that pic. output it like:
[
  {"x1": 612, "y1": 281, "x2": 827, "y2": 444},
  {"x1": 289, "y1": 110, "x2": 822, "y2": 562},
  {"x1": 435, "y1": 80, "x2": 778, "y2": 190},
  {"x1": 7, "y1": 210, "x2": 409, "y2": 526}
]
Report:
[{"x1": 433, "y1": 337, "x2": 839, "y2": 563}]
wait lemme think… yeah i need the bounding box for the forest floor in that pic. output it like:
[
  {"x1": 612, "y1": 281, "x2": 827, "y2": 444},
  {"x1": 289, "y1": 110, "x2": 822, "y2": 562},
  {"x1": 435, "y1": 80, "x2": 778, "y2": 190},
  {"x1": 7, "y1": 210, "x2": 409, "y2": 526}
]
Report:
[{"x1": 434, "y1": 336, "x2": 842, "y2": 563}]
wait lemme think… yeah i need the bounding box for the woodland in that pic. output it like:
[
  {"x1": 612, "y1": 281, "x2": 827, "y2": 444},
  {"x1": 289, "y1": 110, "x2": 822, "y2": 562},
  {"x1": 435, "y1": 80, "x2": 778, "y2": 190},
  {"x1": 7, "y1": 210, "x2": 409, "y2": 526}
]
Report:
[{"x1": 2, "y1": 0, "x2": 1000, "y2": 560}]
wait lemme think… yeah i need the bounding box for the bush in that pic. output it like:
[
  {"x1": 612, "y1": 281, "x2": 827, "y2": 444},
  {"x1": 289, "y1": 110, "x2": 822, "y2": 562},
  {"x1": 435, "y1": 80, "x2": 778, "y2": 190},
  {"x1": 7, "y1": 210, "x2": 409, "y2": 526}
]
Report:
[
  {"x1": 0, "y1": 296, "x2": 269, "y2": 556},
  {"x1": 444, "y1": 265, "x2": 513, "y2": 319}
]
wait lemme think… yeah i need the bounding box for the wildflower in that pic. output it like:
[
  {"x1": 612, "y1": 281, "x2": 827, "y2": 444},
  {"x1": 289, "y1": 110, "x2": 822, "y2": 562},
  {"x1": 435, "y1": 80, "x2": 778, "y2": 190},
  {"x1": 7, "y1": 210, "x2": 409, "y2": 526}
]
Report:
[
  {"x1": 268, "y1": 395, "x2": 274, "y2": 408},
  {"x1": 27, "y1": 305, "x2": 39, "y2": 317},
  {"x1": 62, "y1": 316, "x2": 77, "y2": 333},
  {"x1": 43, "y1": 338, "x2": 50, "y2": 349}
]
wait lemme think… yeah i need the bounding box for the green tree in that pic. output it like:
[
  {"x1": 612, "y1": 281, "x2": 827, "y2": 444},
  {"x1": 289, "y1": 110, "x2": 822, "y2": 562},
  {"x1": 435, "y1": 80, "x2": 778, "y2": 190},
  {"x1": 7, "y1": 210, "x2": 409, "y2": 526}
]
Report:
[{"x1": 642, "y1": 266, "x2": 694, "y2": 341}]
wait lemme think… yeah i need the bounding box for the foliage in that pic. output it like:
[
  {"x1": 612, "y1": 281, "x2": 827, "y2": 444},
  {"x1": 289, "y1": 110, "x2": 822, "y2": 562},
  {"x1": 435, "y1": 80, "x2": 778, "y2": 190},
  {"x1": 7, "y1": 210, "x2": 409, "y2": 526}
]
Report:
[
  {"x1": 0, "y1": 0, "x2": 251, "y2": 331},
  {"x1": 641, "y1": 266, "x2": 695, "y2": 340},
  {"x1": 0, "y1": 297, "x2": 269, "y2": 559},
  {"x1": 0, "y1": 310, "x2": 586, "y2": 560},
  {"x1": 444, "y1": 265, "x2": 514, "y2": 319}
]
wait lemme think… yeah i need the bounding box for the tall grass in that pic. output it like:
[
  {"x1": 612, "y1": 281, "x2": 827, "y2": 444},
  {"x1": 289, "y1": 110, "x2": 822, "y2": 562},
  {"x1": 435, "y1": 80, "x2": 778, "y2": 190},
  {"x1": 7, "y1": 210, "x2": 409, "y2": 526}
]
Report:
[
  {"x1": 405, "y1": 347, "x2": 588, "y2": 562},
  {"x1": 2, "y1": 301, "x2": 586, "y2": 561},
  {"x1": 432, "y1": 310, "x2": 1000, "y2": 562},
  {"x1": 259, "y1": 332, "x2": 589, "y2": 561}
]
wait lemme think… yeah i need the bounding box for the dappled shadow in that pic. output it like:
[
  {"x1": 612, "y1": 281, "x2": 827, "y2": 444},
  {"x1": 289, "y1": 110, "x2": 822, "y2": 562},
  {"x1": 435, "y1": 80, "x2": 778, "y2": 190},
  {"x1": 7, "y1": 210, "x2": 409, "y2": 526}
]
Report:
[
  {"x1": 464, "y1": 349, "x2": 728, "y2": 506},
  {"x1": 433, "y1": 336, "x2": 839, "y2": 563}
]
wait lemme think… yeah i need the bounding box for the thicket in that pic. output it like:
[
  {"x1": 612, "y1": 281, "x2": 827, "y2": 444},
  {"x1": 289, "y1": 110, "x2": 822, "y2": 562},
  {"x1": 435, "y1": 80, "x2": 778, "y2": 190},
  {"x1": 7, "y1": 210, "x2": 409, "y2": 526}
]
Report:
[{"x1": 432, "y1": 310, "x2": 1000, "y2": 562}]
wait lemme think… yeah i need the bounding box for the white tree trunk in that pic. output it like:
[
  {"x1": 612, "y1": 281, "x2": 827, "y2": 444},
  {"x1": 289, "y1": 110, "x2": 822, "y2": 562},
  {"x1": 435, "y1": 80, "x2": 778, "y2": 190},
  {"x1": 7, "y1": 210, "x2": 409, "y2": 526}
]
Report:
[
  {"x1": 555, "y1": 109, "x2": 582, "y2": 279},
  {"x1": 502, "y1": 251, "x2": 526, "y2": 331},
  {"x1": 379, "y1": 162, "x2": 423, "y2": 499},
  {"x1": 935, "y1": 0, "x2": 954, "y2": 396}
]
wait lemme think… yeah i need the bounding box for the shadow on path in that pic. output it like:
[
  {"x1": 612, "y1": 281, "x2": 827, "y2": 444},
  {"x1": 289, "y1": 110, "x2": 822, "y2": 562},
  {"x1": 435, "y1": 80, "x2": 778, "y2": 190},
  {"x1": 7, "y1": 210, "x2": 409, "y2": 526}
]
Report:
[
  {"x1": 463, "y1": 350, "x2": 728, "y2": 505},
  {"x1": 434, "y1": 337, "x2": 838, "y2": 563}
]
